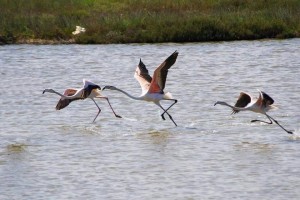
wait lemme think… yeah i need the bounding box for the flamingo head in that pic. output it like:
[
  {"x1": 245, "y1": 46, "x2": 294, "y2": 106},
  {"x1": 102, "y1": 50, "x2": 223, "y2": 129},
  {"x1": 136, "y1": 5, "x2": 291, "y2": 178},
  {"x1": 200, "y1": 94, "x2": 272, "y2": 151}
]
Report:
[
  {"x1": 214, "y1": 101, "x2": 227, "y2": 106},
  {"x1": 43, "y1": 89, "x2": 55, "y2": 94},
  {"x1": 102, "y1": 85, "x2": 117, "y2": 91}
]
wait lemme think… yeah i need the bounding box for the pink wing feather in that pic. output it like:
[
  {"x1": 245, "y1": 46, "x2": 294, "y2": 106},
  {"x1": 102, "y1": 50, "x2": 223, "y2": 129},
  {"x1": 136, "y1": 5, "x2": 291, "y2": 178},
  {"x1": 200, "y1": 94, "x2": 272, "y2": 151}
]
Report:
[{"x1": 56, "y1": 89, "x2": 78, "y2": 110}]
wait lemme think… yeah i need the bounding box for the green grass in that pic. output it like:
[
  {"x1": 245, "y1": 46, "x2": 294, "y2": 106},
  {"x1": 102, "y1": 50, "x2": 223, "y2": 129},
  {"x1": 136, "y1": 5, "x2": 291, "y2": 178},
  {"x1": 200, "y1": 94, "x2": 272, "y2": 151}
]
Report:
[{"x1": 0, "y1": 0, "x2": 299, "y2": 44}]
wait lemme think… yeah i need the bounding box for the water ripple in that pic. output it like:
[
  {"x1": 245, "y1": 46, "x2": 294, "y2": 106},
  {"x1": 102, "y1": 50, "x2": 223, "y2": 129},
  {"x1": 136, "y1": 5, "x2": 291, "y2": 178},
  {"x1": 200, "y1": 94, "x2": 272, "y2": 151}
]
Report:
[{"x1": 0, "y1": 39, "x2": 300, "y2": 199}]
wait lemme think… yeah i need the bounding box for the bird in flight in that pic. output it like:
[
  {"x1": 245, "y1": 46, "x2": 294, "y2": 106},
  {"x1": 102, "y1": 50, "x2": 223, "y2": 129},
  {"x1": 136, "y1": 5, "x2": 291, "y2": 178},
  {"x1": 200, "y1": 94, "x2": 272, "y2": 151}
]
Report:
[
  {"x1": 103, "y1": 51, "x2": 179, "y2": 126},
  {"x1": 43, "y1": 79, "x2": 121, "y2": 122},
  {"x1": 72, "y1": 26, "x2": 86, "y2": 35},
  {"x1": 214, "y1": 90, "x2": 293, "y2": 134}
]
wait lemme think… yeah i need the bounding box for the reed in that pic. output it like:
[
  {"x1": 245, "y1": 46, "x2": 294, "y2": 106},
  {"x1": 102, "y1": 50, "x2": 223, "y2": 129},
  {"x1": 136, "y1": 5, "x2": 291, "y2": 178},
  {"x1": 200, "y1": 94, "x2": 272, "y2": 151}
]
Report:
[{"x1": 0, "y1": 0, "x2": 299, "y2": 44}]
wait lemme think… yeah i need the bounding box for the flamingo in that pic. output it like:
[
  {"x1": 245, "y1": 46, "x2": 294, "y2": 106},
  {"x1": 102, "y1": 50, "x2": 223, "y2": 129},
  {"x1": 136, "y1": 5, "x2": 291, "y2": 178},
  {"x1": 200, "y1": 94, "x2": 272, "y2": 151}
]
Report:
[
  {"x1": 214, "y1": 90, "x2": 293, "y2": 134},
  {"x1": 43, "y1": 79, "x2": 121, "y2": 122},
  {"x1": 103, "y1": 51, "x2": 179, "y2": 126}
]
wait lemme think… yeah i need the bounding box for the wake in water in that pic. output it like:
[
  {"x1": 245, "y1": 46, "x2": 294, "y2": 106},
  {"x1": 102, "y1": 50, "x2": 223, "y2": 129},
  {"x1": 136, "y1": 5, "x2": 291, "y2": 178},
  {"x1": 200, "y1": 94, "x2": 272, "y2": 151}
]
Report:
[{"x1": 288, "y1": 129, "x2": 300, "y2": 140}]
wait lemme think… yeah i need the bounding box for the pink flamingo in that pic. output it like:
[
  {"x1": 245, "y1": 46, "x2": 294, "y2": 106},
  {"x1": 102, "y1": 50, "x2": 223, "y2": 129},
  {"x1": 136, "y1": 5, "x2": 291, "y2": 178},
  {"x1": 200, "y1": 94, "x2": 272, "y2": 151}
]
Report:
[
  {"x1": 103, "y1": 51, "x2": 179, "y2": 126},
  {"x1": 43, "y1": 79, "x2": 121, "y2": 122},
  {"x1": 214, "y1": 90, "x2": 293, "y2": 134}
]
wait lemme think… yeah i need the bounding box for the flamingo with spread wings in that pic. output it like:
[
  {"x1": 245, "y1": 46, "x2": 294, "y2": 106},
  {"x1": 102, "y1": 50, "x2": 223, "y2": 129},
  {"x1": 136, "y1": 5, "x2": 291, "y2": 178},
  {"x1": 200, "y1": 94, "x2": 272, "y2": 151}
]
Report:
[
  {"x1": 43, "y1": 79, "x2": 121, "y2": 122},
  {"x1": 103, "y1": 51, "x2": 179, "y2": 126},
  {"x1": 214, "y1": 90, "x2": 293, "y2": 134}
]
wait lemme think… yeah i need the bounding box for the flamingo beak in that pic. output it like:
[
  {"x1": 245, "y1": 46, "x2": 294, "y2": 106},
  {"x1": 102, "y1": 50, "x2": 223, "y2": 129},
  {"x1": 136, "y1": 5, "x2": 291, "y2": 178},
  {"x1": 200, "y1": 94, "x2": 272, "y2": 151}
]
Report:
[{"x1": 102, "y1": 86, "x2": 114, "y2": 91}]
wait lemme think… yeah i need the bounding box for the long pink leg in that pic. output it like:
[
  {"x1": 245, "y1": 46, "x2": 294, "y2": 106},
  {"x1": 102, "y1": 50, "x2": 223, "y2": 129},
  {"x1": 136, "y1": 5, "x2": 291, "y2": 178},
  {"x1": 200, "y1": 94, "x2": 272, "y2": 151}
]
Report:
[
  {"x1": 91, "y1": 98, "x2": 101, "y2": 123},
  {"x1": 95, "y1": 97, "x2": 122, "y2": 118},
  {"x1": 157, "y1": 103, "x2": 177, "y2": 126},
  {"x1": 161, "y1": 99, "x2": 177, "y2": 120},
  {"x1": 251, "y1": 114, "x2": 293, "y2": 134}
]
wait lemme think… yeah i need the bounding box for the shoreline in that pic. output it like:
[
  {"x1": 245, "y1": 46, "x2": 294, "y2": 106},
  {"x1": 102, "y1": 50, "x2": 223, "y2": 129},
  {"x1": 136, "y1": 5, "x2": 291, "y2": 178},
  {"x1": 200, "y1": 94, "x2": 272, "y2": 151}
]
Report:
[
  {"x1": 0, "y1": 36, "x2": 298, "y2": 45},
  {"x1": 1, "y1": 38, "x2": 76, "y2": 45},
  {"x1": 18, "y1": 38, "x2": 300, "y2": 45}
]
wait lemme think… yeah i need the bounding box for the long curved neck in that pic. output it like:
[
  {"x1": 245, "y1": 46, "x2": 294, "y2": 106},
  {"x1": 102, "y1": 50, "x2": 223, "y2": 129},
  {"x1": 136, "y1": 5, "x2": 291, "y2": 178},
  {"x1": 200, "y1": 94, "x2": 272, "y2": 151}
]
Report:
[
  {"x1": 53, "y1": 90, "x2": 69, "y2": 98},
  {"x1": 215, "y1": 101, "x2": 248, "y2": 111},
  {"x1": 113, "y1": 87, "x2": 142, "y2": 100},
  {"x1": 45, "y1": 89, "x2": 80, "y2": 99}
]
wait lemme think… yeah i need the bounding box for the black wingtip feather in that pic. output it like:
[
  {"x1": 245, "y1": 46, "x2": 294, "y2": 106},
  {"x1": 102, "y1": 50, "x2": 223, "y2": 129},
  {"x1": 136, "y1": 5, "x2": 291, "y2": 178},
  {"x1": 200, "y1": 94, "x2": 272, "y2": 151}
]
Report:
[
  {"x1": 164, "y1": 51, "x2": 179, "y2": 68},
  {"x1": 139, "y1": 58, "x2": 146, "y2": 68},
  {"x1": 261, "y1": 91, "x2": 274, "y2": 105}
]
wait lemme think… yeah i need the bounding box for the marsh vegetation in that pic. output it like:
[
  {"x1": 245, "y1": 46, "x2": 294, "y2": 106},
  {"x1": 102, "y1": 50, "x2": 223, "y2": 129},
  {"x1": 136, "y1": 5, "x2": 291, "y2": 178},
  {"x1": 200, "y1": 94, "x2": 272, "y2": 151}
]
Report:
[{"x1": 1, "y1": 0, "x2": 299, "y2": 44}]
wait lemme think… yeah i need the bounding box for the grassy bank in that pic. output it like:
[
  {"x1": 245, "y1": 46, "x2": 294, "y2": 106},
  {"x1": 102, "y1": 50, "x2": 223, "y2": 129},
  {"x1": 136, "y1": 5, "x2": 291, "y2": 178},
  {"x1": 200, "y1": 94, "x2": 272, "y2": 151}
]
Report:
[{"x1": 0, "y1": 0, "x2": 299, "y2": 44}]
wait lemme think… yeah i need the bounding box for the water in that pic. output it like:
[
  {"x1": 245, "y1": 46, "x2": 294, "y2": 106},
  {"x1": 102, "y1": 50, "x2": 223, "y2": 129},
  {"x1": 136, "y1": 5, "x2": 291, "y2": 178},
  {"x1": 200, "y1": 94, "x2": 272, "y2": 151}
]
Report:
[{"x1": 0, "y1": 39, "x2": 299, "y2": 199}]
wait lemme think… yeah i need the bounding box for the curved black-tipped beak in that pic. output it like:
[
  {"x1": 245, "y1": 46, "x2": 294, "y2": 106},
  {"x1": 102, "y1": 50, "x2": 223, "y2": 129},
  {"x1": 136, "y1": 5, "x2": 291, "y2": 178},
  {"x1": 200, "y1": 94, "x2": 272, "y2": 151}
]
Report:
[
  {"x1": 214, "y1": 101, "x2": 220, "y2": 106},
  {"x1": 102, "y1": 86, "x2": 110, "y2": 91}
]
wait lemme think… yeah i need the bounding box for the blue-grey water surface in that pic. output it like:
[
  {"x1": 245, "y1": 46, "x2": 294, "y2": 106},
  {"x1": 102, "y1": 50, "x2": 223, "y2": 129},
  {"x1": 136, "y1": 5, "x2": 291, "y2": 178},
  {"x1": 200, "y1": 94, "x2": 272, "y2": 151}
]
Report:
[{"x1": 0, "y1": 39, "x2": 300, "y2": 199}]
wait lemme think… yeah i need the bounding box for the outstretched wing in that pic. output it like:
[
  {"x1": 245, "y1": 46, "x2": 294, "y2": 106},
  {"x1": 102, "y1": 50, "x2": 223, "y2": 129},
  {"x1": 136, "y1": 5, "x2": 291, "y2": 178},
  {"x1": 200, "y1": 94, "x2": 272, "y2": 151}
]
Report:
[
  {"x1": 134, "y1": 59, "x2": 152, "y2": 94},
  {"x1": 149, "y1": 51, "x2": 179, "y2": 93},
  {"x1": 56, "y1": 89, "x2": 78, "y2": 110},
  {"x1": 261, "y1": 91, "x2": 274, "y2": 106},
  {"x1": 232, "y1": 92, "x2": 251, "y2": 114},
  {"x1": 256, "y1": 90, "x2": 274, "y2": 109},
  {"x1": 82, "y1": 80, "x2": 101, "y2": 99}
]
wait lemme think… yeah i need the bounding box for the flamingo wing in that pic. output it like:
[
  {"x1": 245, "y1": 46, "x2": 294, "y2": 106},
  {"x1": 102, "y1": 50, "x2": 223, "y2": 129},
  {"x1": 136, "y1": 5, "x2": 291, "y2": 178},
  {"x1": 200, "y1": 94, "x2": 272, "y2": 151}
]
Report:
[
  {"x1": 82, "y1": 79, "x2": 101, "y2": 98},
  {"x1": 149, "y1": 51, "x2": 179, "y2": 93},
  {"x1": 261, "y1": 91, "x2": 274, "y2": 106},
  {"x1": 134, "y1": 59, "x2": 152, "y2": 94},
  {"x1": 83, "y1": 79, "x2": 99, "y2": 89},
  {"x1": 56, "y1": 89, "x2": 78, "y2": 110},
  {"x1": 232, "y1": 92, "x2": 251, "y2": 114}
]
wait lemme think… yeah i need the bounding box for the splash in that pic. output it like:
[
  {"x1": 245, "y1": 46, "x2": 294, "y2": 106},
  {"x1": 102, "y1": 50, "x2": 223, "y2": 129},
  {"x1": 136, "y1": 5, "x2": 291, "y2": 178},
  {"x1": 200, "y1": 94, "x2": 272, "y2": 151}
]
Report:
[{"x1": 288, "y1": 128, "x2": 300, "y2": 140}]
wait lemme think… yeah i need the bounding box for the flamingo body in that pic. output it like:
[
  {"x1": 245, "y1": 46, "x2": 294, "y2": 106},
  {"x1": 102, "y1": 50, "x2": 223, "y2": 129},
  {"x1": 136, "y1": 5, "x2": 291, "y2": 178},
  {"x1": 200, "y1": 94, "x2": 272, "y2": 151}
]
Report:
[
  {"x1": 140, "y1": 92, "x2": 172, "y2": 102},
  {"x1": 103, "y1": 51, "x2": 179, "y2": 126}
]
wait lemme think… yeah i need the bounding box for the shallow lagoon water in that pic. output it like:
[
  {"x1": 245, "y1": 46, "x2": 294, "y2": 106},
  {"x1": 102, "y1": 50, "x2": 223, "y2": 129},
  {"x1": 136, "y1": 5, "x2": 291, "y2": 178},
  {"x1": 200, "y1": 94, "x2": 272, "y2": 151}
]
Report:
[{"x1": 0, "y1": 39, "x2": 299, "y2": 199}]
